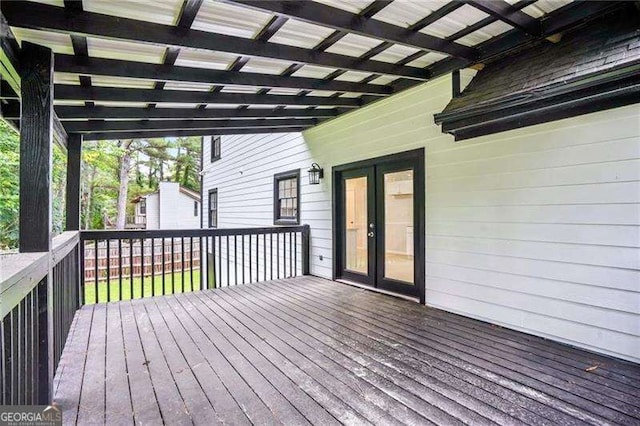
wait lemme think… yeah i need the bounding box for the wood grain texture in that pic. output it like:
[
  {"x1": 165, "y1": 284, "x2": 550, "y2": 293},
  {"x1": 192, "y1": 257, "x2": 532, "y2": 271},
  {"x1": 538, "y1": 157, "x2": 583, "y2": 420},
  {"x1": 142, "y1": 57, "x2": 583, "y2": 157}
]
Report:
[
  {"x1": 53, "y1": 277, "x2": 640, "y2": 425},
  {"x1": 18, "y1": 41, "x2": 53, "y2": 252}
]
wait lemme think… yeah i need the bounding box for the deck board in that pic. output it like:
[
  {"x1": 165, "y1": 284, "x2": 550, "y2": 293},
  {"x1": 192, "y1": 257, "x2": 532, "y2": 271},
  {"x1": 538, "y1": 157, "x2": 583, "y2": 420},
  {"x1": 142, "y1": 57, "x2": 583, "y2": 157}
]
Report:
[{"x1": 54, "y1": 277, "x2": 640, "y2": 425}]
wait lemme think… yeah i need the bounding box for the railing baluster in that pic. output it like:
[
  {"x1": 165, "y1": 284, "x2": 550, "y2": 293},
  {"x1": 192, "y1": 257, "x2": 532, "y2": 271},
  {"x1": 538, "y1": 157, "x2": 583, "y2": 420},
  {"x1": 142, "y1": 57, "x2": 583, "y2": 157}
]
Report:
[
  {"x1": 248, "y1": 234, "x2": 252, "y2": 284},
  {"x1": 118, "y1": 239, "x2": 123, "y2": 301},
  {"x1": 294, "y1": 232, "x2": 297, "y2": 277},
  {"x1": 162, "y1": 238, "x2": 166, "y2": 295},
  {"x1": 151, "y1": 237, "x2": 155, "y2": 297},
  {"x1": 234, "y1": 235, "x2": 238, "y2": 286},
  {"x1": 218, "y1": 235, "x2": 222, "y2": 288},
  {"x1": 140, "y1": 238, "x2": 145, "y2": 298},
  {"x1": 80, "y1": 240, "x2": 85, "y2": 306},
  {"x1": 242, "y1": 235, "x2": 245, "y2": 285},
  {"x1": 129, "y1": 239, "x2": 134, "y2": 300},
  {"x1": 212, "y1": 236, "x2": 216, "y2": 289},
  {"x1": 94, "y1": 240, "x2": 99, "y2": 304},
  {"x1": 277, "y1": 232, "x2": 281, "y2": 279},
  {"x1": 226, "y1": 235, "x2": 230, "y2": 287},
  {"x1": 106, "y1": 239, "x2": 111, "y2": 302},
  {"x1": 270, "y1": 233, "x2": 274, "y2": 280},
  {"x1": 171, "y1": 238, "x2": 175, "y2": 294},
  {"x1": 190, "y1": 237, "x2": 194, "y2": 292},
  {"x1": 181, "y1": 237, "x2": 185, "y2": 293}
]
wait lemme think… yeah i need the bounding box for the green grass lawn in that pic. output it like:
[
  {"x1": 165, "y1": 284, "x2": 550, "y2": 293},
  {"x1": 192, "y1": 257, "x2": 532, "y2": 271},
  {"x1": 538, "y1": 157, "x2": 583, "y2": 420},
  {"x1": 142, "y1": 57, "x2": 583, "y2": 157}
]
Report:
[{"x1": 84, "y1": 270, "x2": 207, "y2": 304}]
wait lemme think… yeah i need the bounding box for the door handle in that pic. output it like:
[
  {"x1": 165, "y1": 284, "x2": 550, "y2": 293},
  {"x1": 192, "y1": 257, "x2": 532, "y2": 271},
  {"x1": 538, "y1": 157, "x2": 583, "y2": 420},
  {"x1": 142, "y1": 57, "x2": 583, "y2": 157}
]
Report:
[{"x1": 367, "y1": 231, "x2": 374, "y2": 237}]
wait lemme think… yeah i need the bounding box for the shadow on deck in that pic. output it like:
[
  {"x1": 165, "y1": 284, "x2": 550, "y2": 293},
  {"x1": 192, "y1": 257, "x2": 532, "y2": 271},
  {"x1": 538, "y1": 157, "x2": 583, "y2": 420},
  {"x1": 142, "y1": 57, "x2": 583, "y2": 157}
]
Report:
[{"x1": 53, "y1": 277, "x2": 640, "y2": 425}]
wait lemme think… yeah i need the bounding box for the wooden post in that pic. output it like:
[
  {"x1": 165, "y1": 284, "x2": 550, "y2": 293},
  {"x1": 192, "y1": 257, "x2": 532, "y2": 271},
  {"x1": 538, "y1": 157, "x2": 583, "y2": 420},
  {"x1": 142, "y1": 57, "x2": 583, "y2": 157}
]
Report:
[
  {"x1": 19, "y1": 41, "x2": 54, "y2": 253},
  {"x1": 301, "y1": 224, "x2": 310, "y2": 275},
  {"x1": 19, "y1": 41, "x2": 54, "y2": 405},
  {"x1": 65, "y1": 133, "x2": 82, "y2": 230}
]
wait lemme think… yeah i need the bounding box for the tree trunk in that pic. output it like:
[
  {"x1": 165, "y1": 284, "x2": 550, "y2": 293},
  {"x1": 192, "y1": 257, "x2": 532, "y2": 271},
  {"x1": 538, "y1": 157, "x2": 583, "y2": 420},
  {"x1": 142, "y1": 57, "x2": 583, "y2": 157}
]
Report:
[{"x1": 115, "y1": 139, "x2": 133, "y2": 229}]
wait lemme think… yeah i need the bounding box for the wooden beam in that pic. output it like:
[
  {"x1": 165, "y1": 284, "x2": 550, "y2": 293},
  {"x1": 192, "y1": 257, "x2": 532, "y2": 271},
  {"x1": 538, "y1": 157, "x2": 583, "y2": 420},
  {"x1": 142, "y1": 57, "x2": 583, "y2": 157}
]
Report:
[
  {"x1": 81, "y1": 126, "x2": 312, "y2": 141},
  {"x1": 466, "y1": 0, "x2": 541, "y2": 36},
  {"x1": 19, "y1": 41, "x2": 53, "y2": 253},
  {"x1": 2, "y1": 1, "x2": 430, "y2": 80},
  {"x1": 54, "y1": 54, "x2": 392, "y2": 95},
  {"x1": 53, "y1": 85, "x2": 363, "y2": 107},
  {"x1": 64, "y1": 118, "x2": 318, "y2": 133},
  {"x1": 0, "y1": 11, "x2": 20, "y2": 94},
  {"x1": 65, "y1": 133, "x2": 81, "y2": 230},
  {"x1": 54, "y1": 105, "x2": 341, "y2": 120},
  {"x1": 227, "y1": 0, "x2": 476, "y2": 60}
]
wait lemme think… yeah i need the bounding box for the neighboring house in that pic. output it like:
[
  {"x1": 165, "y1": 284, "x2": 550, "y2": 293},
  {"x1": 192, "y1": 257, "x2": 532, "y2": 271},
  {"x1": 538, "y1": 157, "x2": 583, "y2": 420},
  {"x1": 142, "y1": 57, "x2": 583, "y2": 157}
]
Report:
[
  {"x1": 201, "y1": 12, "x2": 640, "y2": 364},
  {"x1": 131, "y1": 181, "x2": 200, "y2": 230}
]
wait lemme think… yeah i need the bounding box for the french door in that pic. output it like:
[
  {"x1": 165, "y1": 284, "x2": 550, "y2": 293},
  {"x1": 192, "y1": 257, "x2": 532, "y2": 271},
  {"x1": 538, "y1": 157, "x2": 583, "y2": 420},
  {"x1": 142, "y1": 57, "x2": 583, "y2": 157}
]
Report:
[{"x1": 334, "y1": 149, "x2": 425, "y2": 301}]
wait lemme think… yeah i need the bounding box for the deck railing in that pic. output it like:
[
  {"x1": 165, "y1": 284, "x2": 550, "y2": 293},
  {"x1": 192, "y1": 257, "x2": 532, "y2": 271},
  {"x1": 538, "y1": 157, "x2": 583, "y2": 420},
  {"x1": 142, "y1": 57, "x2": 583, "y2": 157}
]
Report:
[
  {"x1": 1, "y1": 232, "x2": 81, "y2": 405},
  {"x1": 1, "y1": 225, "x2": 310, "y2": 404},
  {"x1": 79, "y1": 225, "x2": 310, "y2": 304}
]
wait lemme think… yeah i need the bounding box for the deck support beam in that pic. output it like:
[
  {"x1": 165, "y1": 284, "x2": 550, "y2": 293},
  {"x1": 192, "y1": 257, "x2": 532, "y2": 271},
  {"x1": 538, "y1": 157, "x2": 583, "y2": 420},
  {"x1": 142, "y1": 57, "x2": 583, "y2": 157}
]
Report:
[{"x1": 65, "y1": 133, "x2": 82, "y2": 230}]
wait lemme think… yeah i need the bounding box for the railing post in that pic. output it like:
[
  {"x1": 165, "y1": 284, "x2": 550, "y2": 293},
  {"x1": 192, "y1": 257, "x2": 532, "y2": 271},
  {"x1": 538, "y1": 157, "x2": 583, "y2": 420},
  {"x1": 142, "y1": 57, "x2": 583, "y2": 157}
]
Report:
[
  {"x1": 19, "y1": 41, "x2": 55, "y2": 404},
  {"x1": 65, "y1": 133, "x2": 82, "y2": 231},
  {"x1": 301, "y1": 225, "x2": 310, "y2": 275}
]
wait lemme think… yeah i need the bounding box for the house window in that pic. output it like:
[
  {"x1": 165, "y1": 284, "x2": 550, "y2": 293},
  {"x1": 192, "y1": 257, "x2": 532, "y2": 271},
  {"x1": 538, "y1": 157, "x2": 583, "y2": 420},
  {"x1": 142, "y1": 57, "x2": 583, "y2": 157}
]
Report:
[
  {"x1": 139, "y1": 199, "x2": 146, "y2": 215},
  {"x1": 273, "y1": 170, "x2": 300, "y2": 225},
  {"x1": 194, "y1": 201, "x2": 198, "y2": 217},
  {"x1": 211, "y1": 136, "x2": 221, "y2": 162},
  {"x1": 208, "y1": 189, "x2": 218, "y2": 228}
]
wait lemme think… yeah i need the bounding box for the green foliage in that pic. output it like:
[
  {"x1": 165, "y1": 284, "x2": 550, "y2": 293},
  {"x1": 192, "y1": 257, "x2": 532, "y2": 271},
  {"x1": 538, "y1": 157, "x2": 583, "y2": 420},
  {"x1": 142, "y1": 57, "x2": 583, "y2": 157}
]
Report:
[
  {"x1": 0, "y1": 120, "x2": 19, "y2": 250},
  {"x1": 0, "y1": 120, "x2": 67, "y2": 250},
  {"x1": 82, "y1": 136, "x2": 201, "y2": 229},
  {"x1": 0, "y1": 120, "x2": 200, "y2": 248}
]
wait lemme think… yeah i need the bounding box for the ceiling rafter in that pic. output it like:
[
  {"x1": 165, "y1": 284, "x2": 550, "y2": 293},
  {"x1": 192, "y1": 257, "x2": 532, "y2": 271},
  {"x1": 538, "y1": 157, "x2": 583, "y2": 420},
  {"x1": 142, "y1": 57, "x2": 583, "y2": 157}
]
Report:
[
  {"x1": 64, "y1": 117, "x2": 319, "y2": 133},
  {"x1": 149, "y1": 0, "x2": 203, "y2": 109},
  {"x1": 54, "y1": 85, "x2": 363, "y2": 107},
  {"x1": 227, "y1": 0, "x2": 476, "y2": 60},
  {"x1": 1, "y1": 1, "x2": 429, "y2": 80},
  {"x1": 53, "y1": 106, "x2": 342, "y2": 120},
  {"x1": 54, "y1": 55, "x2": 392, "y2": 95},
  {"x1": 466, "y1": 0, "x2": 541, "y2": 36},
  {"x1": 82, "y1": 127, "x2": 313, "y2": 141}
]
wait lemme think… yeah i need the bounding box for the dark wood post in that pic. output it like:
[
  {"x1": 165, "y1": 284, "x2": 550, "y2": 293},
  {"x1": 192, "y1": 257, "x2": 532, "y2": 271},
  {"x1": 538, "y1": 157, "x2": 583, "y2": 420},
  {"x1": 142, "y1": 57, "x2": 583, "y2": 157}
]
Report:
[
  {"x1": 19, "y1": 41, "x2": 54, "y2": 252},
  {"x1": 19, "y1": 41, "x2": 54, "y2": 405},
  {"x1": 452, "y1": 69, "x2": 461, "y2": 98},
  {"x1": 301, "y1": 224, "x2": 310, "y2": 275},
  {"x1": 65, "y1": 133, "x2": 82, "y2": 230}
]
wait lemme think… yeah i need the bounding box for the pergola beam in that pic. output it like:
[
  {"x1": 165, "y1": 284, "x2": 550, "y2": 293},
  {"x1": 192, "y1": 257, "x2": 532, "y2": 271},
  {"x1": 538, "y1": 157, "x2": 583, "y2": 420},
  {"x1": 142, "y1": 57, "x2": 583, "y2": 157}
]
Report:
[
  {"x1": 54, "y1": 85, "x2": 363, "y2": 107},
  {"x1": 53, "y1": 105, "x2": 341, "y2": 120},
  {"x1": 54, "y1": 54, "x2": 392, "y2": 95},
  {"x1": 81, "y1": 126, "x2": 311, "y2": 141},
  {"x1": 63, "y1": 118, "x2": 319, "y2": 133},
  {"x1": 1, "y1": 1, "x2": 429, "y2": 80},
  {"x1": 466, "y1": 0, "x2": 541, "y2": 36},
  {"x1": 227, "y1": 0, "x2": 476, "y2": 60}
]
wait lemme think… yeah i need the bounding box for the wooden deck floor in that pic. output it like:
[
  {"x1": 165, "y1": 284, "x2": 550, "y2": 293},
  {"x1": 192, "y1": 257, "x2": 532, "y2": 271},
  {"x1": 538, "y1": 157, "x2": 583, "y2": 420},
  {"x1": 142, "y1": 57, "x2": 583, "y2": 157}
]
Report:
[{"x1": 53, "y1": 276, "x2": 640, "y2": 425}]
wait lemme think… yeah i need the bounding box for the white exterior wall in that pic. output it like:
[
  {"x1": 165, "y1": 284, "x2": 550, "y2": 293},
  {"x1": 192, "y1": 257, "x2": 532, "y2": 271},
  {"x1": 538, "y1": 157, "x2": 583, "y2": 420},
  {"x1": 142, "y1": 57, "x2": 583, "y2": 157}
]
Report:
[
  {"x1": 158, "y1": 182, "x2": 200, "y2": 229},
  {"x1": 201, "y1": 75, "x2": 640, "y2": 363},
  {"x1": 145, "y1": 193, "x2": 159, "y2": 230}
]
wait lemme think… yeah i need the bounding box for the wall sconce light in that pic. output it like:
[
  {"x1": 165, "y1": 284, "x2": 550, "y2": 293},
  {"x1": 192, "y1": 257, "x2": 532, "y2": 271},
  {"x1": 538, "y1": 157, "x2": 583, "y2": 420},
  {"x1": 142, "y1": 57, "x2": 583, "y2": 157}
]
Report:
[{"x1": 308, "y1": 163, "x2": 324, "y2": 185}]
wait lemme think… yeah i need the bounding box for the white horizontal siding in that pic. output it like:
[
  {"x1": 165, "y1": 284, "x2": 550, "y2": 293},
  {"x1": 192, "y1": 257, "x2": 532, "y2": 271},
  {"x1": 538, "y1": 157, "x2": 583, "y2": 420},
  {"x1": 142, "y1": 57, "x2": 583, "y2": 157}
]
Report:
[{"x1": 202, "y1": 74, "x2": 640, "y2": 363}]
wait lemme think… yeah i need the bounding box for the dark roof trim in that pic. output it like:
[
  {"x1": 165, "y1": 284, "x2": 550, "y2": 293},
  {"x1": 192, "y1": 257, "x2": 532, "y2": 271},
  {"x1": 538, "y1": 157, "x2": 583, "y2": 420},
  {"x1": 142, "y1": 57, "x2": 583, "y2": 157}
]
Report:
[{"x1": 435, "y1": 62, "x2": 640, "y2": 141}]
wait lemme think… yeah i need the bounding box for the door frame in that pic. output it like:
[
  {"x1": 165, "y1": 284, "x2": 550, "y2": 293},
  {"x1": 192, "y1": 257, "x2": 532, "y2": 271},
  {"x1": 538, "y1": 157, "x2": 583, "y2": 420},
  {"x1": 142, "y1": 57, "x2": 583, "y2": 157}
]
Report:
[{"x1": 332, "y1": 148, "x2": 425, "y2": 304}]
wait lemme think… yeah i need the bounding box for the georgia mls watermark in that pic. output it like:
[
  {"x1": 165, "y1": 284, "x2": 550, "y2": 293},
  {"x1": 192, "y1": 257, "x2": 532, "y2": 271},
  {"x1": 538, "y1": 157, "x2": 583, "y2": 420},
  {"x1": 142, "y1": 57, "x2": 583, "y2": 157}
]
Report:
[{"x1": 0, "y1": 405, "x2": 61, "y2": 426}]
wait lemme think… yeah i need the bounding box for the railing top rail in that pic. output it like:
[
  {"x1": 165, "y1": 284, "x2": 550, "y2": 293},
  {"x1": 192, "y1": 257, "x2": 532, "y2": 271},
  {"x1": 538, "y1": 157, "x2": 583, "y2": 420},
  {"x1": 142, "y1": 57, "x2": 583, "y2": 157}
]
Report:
[
  {"x1": 1, "y1": 231, "x2": 80, "y2": 318},
  {"x1": 80, "y1": 225, "x2": 310, "y2": 241}
]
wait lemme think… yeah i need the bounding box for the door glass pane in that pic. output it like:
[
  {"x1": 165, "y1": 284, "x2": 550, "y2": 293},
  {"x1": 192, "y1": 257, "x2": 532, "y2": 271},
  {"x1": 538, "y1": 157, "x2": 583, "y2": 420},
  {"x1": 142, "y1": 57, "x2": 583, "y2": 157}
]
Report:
[
  {"x1": 384, "y1": 170, "x2": 414, "y2": 284},
  {"x1": 345, "y1": 176, "x2": 368, "y2": 274}
]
